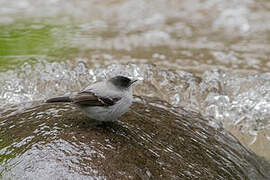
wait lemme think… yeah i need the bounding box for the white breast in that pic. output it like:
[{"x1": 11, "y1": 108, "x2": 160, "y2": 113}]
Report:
[{"x1": 79, "y1": 84, "x2": 133, "y2": 122}]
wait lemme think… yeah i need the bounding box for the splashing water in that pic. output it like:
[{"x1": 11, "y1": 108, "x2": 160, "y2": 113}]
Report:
[
  {"x1": 0, "y1": 0, "x2": 270, "y2": 168},
  {"x1": 0, "y1": 60, "x2": 269, "y2": 155}
]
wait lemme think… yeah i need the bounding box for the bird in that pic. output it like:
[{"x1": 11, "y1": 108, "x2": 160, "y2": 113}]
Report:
[{"x1": 46, "y1": 75, "x2": 137, "y2": 122}]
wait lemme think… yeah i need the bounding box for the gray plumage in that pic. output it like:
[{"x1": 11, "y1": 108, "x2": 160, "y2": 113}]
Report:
[{"x1": 46, "y1": 76, "x2": 137, "y2": 122}]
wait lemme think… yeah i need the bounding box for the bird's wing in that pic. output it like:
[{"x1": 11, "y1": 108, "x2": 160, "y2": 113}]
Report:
[{"x1": 72, "y1": 91, "x2": 121, "y2": 106}]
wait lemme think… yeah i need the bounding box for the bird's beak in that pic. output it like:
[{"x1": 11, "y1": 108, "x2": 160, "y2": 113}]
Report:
[{"x1": 130, "y1": 79, "x2": 138, "y2": 85}]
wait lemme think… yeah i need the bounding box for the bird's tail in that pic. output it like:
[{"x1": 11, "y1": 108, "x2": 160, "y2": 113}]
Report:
[{"x1": 46, "y1": 96, "x2": 72, "y2": 103}]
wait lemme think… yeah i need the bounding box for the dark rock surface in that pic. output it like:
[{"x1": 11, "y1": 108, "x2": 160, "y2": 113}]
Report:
[{"x1": 0, "y1": 97, "x2": 269, "y2": 179}]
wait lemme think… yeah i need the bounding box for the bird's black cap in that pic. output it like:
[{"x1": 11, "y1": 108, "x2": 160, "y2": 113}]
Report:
[{"x1": 110, "y1": 76, "x2": 137, "y2": 89}]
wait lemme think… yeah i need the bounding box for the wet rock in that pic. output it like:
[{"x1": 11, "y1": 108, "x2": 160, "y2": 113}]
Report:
[{"x1": 0, "y1": 97, "x2": 269, "y2": 179}]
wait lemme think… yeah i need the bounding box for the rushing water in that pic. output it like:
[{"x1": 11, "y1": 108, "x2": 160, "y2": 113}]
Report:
[{"x1": 0, "y1": 0, "x2": 270, "y2": 179}]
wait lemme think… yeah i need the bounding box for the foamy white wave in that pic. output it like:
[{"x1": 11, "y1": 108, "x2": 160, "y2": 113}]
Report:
[{"x1": 0, "y1": 61, "x2": 269, "y2": 144}]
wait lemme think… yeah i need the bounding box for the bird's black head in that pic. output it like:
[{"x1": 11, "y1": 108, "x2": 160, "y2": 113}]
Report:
[{"x1": 109, "y1": 76, "x2": 137, "y2": 89}]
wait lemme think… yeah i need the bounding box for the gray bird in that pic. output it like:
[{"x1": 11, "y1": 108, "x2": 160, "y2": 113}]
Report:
[{"x1": 46, "y1": 76, "x2": 137, "y2": 122}]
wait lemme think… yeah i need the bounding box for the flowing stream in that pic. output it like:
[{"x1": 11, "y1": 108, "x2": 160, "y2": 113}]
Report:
[{"x1": 0, "y1": 0, "x2": 270, "y2": 179}]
